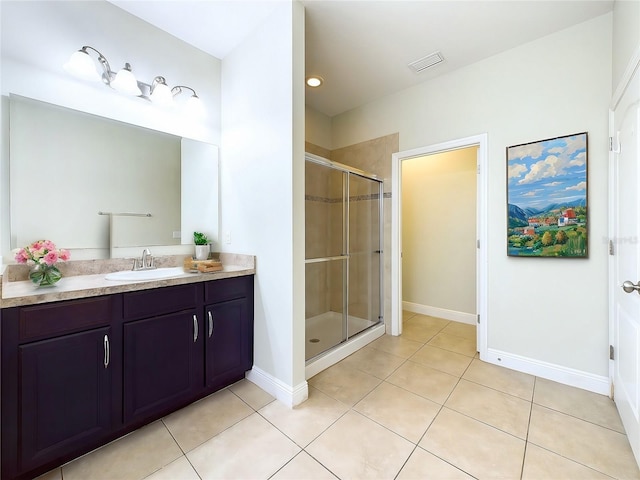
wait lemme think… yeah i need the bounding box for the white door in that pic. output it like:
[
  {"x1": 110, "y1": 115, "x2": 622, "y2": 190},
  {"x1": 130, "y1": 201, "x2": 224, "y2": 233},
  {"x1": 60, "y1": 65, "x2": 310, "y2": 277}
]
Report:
[{"x1": 612, "y1": 62, "x2": 640, "y2": 464}]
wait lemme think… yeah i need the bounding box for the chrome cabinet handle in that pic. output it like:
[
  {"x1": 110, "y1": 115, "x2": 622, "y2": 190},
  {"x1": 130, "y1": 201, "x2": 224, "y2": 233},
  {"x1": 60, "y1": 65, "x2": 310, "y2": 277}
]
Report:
[
  {"x1": 103, "y1": 334, "x2": 110, "y2": 368},
  {"x1": 208, "y1": 311, "x2": 214, "y2": 338},
  {"x1": 193, "y1": 315, "x2": 198, "y2": 342},
  {"x1": 622, "y1": 280, "x2": 640, "y2": 295}
]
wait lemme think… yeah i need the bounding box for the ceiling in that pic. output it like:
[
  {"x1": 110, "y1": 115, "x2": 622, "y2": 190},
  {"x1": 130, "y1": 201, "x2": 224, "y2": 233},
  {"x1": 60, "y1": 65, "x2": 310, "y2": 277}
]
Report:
[{"x1": 109, "y1": 0, "x2": 614, "y2": 118}]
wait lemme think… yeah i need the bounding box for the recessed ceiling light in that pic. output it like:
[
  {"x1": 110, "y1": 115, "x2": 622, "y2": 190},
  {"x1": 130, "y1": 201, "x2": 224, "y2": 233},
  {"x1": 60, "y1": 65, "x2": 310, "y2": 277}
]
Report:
[{"x1": 306, "y1": 76, "x2": 323, "y2": 88}]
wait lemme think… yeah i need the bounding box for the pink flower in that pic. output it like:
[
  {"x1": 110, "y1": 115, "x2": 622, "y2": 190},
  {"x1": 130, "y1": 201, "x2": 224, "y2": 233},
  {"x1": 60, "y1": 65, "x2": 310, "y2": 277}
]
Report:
[
  {"x1": 43, "y1": 251, "x2": 59, "y2": 266},
  {"x1": 14, "y1": 248, "x2": 29, "y2": 264},
  {"x1": 16, "y1": 240, "x2": 70, "y2": 266},
  {"x1": 42, "y1": 240, "x2": 56, "y2": 251}
]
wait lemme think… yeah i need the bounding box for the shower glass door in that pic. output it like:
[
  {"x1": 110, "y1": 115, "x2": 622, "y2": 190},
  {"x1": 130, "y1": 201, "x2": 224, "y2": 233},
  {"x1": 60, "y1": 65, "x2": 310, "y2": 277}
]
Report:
[
  {"x1": 305, "y1": 161, "x2": 347, "y2": 360},
  {"x1": 348, "y1": 173, "x2": 382, "y2": 337},
  {"x1": 305, "y1": 155, "x2": 383, "y2": 362}
]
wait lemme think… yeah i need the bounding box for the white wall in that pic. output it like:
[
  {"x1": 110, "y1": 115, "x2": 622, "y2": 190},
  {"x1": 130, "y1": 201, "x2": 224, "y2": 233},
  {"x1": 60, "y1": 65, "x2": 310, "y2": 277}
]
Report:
[
  {"x1": 0, "y1": 0, "x2": 221, "y2": 260},
  {"x1": 332, "y1": 14, "x2": 613, "y2": 384},
  {"x1": 612, "y1": 0, "x2": 640, "y2": 90},
  {"x1": 305, "y1": 105, "x2": 332, "y2": 150},
  {"x1": 221, "y1": 2, "x2": 307, "y2": 405},
  {"x1": 402, "y1": 148, "x2": 477, "y2": 317}
]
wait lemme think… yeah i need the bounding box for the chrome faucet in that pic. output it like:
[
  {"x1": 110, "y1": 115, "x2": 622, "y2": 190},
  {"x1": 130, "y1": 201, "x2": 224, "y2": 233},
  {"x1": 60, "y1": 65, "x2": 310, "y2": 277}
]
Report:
[{"x1": 132, "y1": 248, "x2": 156, "y2": 271}]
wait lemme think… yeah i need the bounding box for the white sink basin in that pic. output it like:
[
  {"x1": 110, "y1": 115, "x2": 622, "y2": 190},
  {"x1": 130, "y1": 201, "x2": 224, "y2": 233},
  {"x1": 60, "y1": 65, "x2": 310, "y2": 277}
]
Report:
[{"x1": 105, "y1": 267, "x2": 189, "y2": 282}]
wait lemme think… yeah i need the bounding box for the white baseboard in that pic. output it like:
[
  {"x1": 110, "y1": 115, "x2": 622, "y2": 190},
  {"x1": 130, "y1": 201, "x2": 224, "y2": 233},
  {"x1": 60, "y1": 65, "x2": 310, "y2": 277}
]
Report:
[
  {"x1": 305, "y1": 324, "x2": 386, "y2": 379},
  {"x1": 403, "y1": 301, "x2": 476, "y2": 325},
  {"x1": 245, "y1": 367, "x2": 309, "y2": 407},
  {"x1": 484, "y1": 348, "x2": 610, "y2": 396}
]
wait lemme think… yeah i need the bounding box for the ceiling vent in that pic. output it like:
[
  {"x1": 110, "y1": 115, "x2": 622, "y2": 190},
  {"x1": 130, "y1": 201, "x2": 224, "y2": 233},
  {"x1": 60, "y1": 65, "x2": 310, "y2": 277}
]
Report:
[{"x1": 408, "y1": 51, "x2": 445, "y2": 73}]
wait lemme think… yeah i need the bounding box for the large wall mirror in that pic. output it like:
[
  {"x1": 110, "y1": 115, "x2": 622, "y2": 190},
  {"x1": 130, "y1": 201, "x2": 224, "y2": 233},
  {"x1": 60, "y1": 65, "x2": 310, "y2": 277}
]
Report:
[{"x1": 9, "y1": 95, "x2": 219, "y2": 260}]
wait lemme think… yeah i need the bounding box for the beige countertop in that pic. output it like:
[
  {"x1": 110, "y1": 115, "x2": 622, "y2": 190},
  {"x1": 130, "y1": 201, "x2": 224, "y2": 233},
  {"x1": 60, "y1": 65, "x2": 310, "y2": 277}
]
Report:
[{"x1": 1, "y1": 253, "x2": 255, "y2": 308}]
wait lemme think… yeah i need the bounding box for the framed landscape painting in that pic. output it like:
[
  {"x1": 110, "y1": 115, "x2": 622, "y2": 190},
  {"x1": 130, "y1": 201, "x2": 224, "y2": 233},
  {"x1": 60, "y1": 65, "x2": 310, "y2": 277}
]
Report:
[{"x1": 507, "y1": 132, "x2": 588, "y2": 258}]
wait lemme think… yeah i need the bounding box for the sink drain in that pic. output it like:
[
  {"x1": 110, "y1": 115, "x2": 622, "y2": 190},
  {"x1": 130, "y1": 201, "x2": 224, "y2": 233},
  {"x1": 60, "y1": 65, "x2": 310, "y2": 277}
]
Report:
[{"x1": 309, "y1": 338, "x2": 320, "y2": 343}]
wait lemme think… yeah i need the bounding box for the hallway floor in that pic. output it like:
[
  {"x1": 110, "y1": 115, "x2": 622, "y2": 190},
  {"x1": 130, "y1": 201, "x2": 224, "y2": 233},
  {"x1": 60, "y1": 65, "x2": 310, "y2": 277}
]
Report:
[{"x1": 39, "y1": 313, "x2": 639, "y2": 480}]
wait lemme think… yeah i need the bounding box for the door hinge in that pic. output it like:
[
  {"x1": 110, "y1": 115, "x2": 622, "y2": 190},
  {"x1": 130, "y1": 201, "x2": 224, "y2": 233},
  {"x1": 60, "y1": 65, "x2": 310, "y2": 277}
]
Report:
[
  {"x1": 610, "y1": 345, "x2": 614, "y2": 360},
  {"x1": 609, "y1": 240, "x2": 615, "y2": 256},
  {"x1": 610, "y1": 134, "x2": 621, "y2": 154},
  {"x1": 477, "y1": 164, "x2": 481, "y2": 174},
  {"x1": 477, "y1": 239, "x2": 480, "y2": 249},
  {"x1": 477, "y1": 314, "x2": 480, "y2": 324}
]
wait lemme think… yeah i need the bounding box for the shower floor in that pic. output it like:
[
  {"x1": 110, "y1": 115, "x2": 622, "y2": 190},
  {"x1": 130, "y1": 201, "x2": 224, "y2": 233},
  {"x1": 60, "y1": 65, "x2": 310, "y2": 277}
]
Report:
[{"x1": 305, "y1": 311, "x2": 378, "y2": 360}]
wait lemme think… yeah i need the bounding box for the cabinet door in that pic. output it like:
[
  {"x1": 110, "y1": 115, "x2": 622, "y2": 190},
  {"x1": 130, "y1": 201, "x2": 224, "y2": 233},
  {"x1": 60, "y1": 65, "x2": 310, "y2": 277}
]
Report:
[
  {"x1": 123, "y1": 310, "x2": 201, "y2": 424},
  {"x1": 205, "y1": 298, "x2": 252, "y2": 390},
  {"x1": 19, "y1": 327, "x2": 112, "y2": 472}
]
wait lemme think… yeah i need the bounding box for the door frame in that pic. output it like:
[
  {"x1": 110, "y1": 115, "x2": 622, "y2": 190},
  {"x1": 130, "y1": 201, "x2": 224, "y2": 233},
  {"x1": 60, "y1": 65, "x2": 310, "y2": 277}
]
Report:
[
  {"x1": 608, "y1": 47, "x2": 640, "y2": 392},
  {"x1": 391, "y1": 134, "x2": 488, "y2": 358}
]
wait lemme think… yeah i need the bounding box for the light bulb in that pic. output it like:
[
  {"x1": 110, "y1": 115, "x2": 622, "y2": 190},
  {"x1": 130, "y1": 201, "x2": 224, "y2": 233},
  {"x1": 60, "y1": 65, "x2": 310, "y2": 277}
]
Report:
[
  {"x1": 64, "y1": 49, "x2": 101, "y2": 82},
  {"x1": 184, "y1": 94, "x2": 205, "y2": 117},
  {"x1": 150, "y1": 78, "x2": 174, "y2": 106},
  {"x1": 111, "y1": 64, "x2": 142, "y2": 96}
]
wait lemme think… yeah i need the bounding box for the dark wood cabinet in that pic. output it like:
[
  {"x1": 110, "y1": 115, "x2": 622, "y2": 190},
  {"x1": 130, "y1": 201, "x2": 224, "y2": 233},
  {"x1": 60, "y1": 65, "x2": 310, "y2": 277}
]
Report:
[
  {"x1": 1, "y1": 275, "x2": 254, "y2": 480},
  {"x1": 204, "y1": 275, "x2": 254, "y2": 391},
  {"x1": 19, "y1": 327, "x2": 114, "y2": 473},
  {"x1": 123, "y1": 309, "x2": 201, "y2": 424}
]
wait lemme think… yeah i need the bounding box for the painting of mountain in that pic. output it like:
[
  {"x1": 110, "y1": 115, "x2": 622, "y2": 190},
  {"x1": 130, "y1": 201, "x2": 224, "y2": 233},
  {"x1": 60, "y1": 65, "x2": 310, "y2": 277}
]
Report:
[{"x1": 507, "y1": 132, "x2": 588, "y2": 257}]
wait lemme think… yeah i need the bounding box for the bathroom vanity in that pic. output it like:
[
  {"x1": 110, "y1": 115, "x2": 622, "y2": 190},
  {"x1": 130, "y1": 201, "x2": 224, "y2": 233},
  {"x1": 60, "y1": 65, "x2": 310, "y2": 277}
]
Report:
[{"x1": 0, "y1": 255, "x2": 255, "y2": 480}]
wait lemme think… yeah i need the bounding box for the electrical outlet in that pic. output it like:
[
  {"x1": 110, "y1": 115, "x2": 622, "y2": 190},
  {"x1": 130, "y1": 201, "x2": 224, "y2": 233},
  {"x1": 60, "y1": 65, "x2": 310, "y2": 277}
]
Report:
[
  {"x1": 172, "y1": 231, "x2": 181, "y2": 239},
  {"x1": 224, "y1": 231, "x2": 231, "y2": 244}
]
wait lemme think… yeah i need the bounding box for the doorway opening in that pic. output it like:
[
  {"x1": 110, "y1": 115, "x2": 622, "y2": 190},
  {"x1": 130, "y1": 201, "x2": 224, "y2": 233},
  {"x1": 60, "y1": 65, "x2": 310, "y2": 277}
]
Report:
[{"x1": 391, "y1": 134, "x2": 488, "y2": 358}]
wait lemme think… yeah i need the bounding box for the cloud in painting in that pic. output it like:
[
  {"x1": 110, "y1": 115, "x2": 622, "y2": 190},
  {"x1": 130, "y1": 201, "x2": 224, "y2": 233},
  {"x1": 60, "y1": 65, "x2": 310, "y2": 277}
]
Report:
[
  {"x1": 566, "y1": 181, "x2": 586, "y2": 191},
  {"x1": 508, "y1": 163, "x2": 527, "y2": 179},
  {"x1": 507, "y1": 142, "x2": 544, "y2": 161}
]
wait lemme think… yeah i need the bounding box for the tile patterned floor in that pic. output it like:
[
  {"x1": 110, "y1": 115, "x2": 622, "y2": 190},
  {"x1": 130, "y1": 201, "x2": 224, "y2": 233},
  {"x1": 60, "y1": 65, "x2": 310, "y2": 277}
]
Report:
[{"x1": 38, "y1": 312, "x2": 640, "y2": 480}]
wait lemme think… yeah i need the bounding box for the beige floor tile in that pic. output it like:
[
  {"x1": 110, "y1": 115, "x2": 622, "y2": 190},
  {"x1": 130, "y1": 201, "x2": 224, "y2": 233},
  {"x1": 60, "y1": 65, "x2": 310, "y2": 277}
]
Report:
[
  {"x1": 387, "y1": 361, "x2": 459, "y2": 404},
  {"x1": 143, "y1": 456, "x2": 199, "y2": 480},
  {"x1": 463, "y1": 359, "x2": 535, "y2": 400},
  {"x1": 441, "y1": 321, "x2": 477, "y2": 340},
  {"x1": 528, "y1": 404, "x2": 640, "y2": 479},
  {"x1": 34, "y1": 468, "x2": 62, "y2": 480},
  {"x1": 420, "y1": 407, "x2": 525, "y2": 479},
  {"x1": 259, "y1": 386, "x2": 349, "y2": 447},
  {"x1": 162, "y1": 388, "x2": 253, "y2": 452},
  {"x1": 62, "y1": 421, "x2": 182, "y2": 480},
  {"x1": 354, "y1": 381, "x2": 441, "y2": 443},
  {"x1": 402, "y1": 310, "x2": 417, "y2": 322},
  {"x1": 341, "y1": 346, "x2": 406, "y2": 379},
  {"x1": 397, "y1": 447, "x2": 474, "y2": 480},
  {"x1": 410, "y1": 345, "x2": 473, "y2": 377},
  {"x1": 306, "y1": 410, "x2": 414, "y2": 480},
  {"x1": 308, "y1": 361, "x2": 382, "y2": 406},
  {"x1": 228, "y1": 378, "x2": 276, "y2": 410},
  {"x1": 370, "y1": 334, "x2": 423, "y2": 359},
  {"x1": 271, "y1": 451, "x2": 338, "y2": 479},
  {"x1": 522, "y1": 443, "x2": 612, "y2": 480},
  {"x1": 187, "y1": 413, "x2": 300, "y2": 479},
  {"x1": 409, "y1": 314, "x2": 450, "y2": 330},
  {"x1": 445, "y1": 379, "x2": 531, "y2": 439},
  {"x1": 401, "y1": 316, "x2": 448, "y2": 343},
  {"x1": 427, "y1": 332, "x2": 477, "y2": 357},
  {"x1": 534, "y1": 377, "x2": 625, "y2": 433}
]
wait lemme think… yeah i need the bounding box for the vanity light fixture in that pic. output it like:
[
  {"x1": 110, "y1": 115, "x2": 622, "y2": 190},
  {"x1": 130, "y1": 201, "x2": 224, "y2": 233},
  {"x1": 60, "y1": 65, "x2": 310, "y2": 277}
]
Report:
[
  {"x1": 306, "y1": 76, "x2": 324, "y2": 88},
  {"x1": 64, "y1": 45, "x2": 203, "y2": 113}
]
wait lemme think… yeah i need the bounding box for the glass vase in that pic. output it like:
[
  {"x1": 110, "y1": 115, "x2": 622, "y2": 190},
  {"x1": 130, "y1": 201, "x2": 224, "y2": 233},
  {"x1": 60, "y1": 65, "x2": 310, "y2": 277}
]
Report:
[{"x1": 29, "y1": 263, "x2": 62, "y2": 287}]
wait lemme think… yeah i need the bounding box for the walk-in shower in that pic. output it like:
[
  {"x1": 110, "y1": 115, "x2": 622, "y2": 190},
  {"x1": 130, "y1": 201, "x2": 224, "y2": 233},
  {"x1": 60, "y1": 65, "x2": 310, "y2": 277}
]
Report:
[{"x1": 305, "y1": 153, "x2": 384, "y2": 368}]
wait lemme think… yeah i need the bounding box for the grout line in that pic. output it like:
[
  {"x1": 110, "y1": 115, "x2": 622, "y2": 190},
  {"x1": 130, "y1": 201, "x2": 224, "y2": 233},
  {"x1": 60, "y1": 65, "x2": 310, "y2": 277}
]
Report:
[{"x1": 519, "y1": 376, "x2": 536, "y2": 479}]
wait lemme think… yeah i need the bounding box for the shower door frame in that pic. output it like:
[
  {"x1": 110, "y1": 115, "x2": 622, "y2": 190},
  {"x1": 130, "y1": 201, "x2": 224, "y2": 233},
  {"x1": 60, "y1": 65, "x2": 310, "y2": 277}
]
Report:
[{"x1": 305, "y1": 153, "x2": 384, "y2": 363}]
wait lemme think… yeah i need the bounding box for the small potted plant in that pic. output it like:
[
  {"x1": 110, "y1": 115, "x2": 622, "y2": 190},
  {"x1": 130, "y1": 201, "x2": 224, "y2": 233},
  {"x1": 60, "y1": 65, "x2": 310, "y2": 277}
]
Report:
[{"x1": 193, "y1": 231, "x2": 210, "y2": 260}]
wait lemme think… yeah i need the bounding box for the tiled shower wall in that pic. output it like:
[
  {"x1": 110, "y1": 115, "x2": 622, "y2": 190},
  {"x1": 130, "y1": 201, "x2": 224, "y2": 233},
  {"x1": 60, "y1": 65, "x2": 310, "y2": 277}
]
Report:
[{"x1": 305, "y1": 133, "x2": 399, "y2": 331}]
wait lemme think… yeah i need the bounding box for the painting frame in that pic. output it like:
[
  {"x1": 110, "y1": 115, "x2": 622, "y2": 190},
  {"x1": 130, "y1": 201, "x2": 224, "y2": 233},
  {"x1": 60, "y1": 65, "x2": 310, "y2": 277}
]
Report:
[{"x1": 507, "y1": 132, "x2": 588, "y2": 258}]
